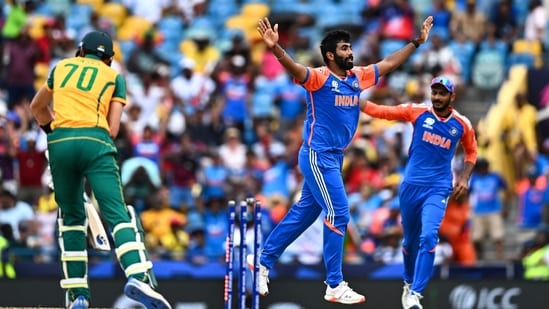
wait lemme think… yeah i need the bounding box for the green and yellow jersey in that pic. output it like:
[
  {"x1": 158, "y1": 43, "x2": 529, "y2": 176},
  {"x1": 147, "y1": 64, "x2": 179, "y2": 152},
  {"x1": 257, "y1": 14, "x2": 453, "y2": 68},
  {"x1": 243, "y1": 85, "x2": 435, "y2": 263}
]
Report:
[{"x1": 46, "y1": 55, "x2": 126, "y2": 132}]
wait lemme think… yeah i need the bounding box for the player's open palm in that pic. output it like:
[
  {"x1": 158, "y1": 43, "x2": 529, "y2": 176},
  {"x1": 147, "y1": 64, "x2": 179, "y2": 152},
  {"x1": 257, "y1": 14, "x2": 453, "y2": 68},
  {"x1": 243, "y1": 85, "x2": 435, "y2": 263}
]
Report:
[
  {"x1": 257, "y1": 17, "x2": 279, "y2": 49},
  {"x1": 417, "y1": 16, "x2": 434, "y2": 44}
]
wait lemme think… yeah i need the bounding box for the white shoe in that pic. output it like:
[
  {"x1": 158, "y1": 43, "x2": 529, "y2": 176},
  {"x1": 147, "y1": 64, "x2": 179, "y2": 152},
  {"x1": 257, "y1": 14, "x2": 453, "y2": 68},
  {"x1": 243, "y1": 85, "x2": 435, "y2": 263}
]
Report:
[
  {"x1": 124, "y1": 277, "x2": 172, "y2": 309},
  {"x1": 401, "y1": 282, "x2": 411, "y2": 308},
  {"x1": 247, "y1": 254, "x2": 269, "y2": 296},
  {"x1": 324, "y1": 281, "x2": 366, "y2": 304},
  {"x1": 403, "y1": 290, "x2": 423, "y2": 309}
]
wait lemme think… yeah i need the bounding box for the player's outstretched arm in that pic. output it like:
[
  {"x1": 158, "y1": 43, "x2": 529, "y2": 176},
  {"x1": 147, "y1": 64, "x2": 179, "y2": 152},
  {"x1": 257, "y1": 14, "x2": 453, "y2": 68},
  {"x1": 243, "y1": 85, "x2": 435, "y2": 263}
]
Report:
[
  {"x1": 257, "y1": 17, "x2": 307, "y2": 82},
  {"x1": 375, "y1": 16, "x2": 433, "y2": 76}
]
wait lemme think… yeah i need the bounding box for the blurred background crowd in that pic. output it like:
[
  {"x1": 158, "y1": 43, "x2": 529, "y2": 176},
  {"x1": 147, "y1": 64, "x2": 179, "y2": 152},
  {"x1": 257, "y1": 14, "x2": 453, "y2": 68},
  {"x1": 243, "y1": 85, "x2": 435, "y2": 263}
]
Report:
[{"x1": 0, "y1": 0, "x2": 549, "y2": 280}]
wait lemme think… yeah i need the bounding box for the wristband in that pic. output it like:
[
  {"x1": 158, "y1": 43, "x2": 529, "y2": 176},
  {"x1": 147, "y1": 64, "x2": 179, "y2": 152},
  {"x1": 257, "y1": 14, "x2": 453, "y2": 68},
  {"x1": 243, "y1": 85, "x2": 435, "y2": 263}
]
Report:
[
  {"x1": 409, "y1": 40, "x2": 420, "y2": 48},
  {"x1": 40, "y1": 121, "x2": 53, "y2": 134}
]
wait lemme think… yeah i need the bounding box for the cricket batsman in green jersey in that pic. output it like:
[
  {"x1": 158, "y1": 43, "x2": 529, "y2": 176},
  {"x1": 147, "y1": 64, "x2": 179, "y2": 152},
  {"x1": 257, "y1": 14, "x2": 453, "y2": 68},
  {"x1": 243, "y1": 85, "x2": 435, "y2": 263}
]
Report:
[{"x1": 30, "y1": 30, "x2": 171, "y2": 309}]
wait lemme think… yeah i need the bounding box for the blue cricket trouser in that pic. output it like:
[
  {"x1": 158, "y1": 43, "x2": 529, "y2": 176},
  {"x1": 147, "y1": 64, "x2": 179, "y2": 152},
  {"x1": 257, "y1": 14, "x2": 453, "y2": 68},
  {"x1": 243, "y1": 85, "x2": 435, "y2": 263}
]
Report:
[
  {"x1": 399, "y1": 181, "x2": 452, "y2": 294},
  {"x1": 260, "y1": 147, "x2": 349, "y2": 286}
]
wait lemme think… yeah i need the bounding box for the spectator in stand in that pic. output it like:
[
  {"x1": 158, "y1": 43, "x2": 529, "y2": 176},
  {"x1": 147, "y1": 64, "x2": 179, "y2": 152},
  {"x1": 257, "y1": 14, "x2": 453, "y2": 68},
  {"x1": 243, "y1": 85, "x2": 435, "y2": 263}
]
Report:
[
  {"x1": 202, "y1": 197, "x2": 228, "y2": 262},
  {"x1": 186, "y1": 227, "x2": 207, "y2": 265},
  {"x1": 180, "y1": 28, "x2": 221, "y2": 76},
  {"x1": 251, "y1": 122, "x2": 285, "y2": 164},
  {"x1": 129, "y1": 70, "x2": 170, "y2": 132},
  {"x1": 220, "y1": 32, "x2": 252, "y2": 73},
  {"x1": 521, "y1": 228, "x2": 549, "y2": 280},
  {"x1": 440, "y1": 194, "x2": 477, "y2": 265},
  {"x1": 505, "y1": 93, "x2": 538, "y2": 179},
  {"x1": 123, "y1": 164, "x2": 160, "y2": 213},
  {"x1": 216, "y1": 55, "x2": 252, "y2": 133},
  {"x1": 490, "y1": 0, "x2": 519, "y2": 45},
  {"x1": 218, "y1": 127, "x2": 247, "y2": 178},
  {"x1": 162, "y1": 133, "x2": 199, "y2": 211},
  {"x1": 523, "y1": 0, "x2": 547, "y2": 48},
  {"x1": 274, "y1": 73, "x2": 307, "y2": 134},
  {"x1": 0, "y1": 123, "x2": 17, "y2": 196},
  {"x1": 16, "y1": 131, "x2": 46, "y2": 205},
  {"x1": 185, "y1": 107, "x2": 225, "y2": 152},
  {"x1": 140, "y1": 186, "x2": 187, "y2": 258},
  {"x1": 1, "y1": 0, "x2": 36, "y2": 40},
  {"x1": 170, "y1": 58, "x2": 216, "y2": 116},
  {"x1": 126, "y1": 29, "x2": 170, "y2": 77},
  {"x1": 34, "y1": 186, "x2": 58, "y2": 262},
  {"x1": 450, "y1": 0, "x2": 487, "y2": 44},
  {"x1": 0, "y1": 188, "x2": 34, "y2": 241},
  {"x1": 0, "y1": 223, "x2": 16, "y2": 278},
  {"x1": 198, "y1": 150, "x2": 229, "y2": 203},
  {"x1": 469, "y1": 157, "x2": 509, "y2": 260},
  {"x1": 414, "y1": 32, "x2": 463, "y2": 95},
  {"x1": 122, "y1": 0, "x2": 170, "y2": 25},
  {"x1": 515, "y1": 167, "x2": 547, "y2": 243},
  {"x1": 425, "y1": 0, "x2": 452, "y2": 41},
  {"x1": 378, "y1": 0, "x2": 416, "y2": 42},
  {"x1": 132, "y1": 125, "x2": 163, "y2": 166},
  {"x1": 260, "y1": 143, "x2": 294, "y2": 201},
  {"x1": 2, "y1": 25, "x2": 41, "y2": 109},
  {"x1": 372, "y1": 225, "x2": 404, "y2": 265},
  {"x1": 12, "y1": 219, "x2": 40, "y2": 260},
  {"x1": 344, "y1": 147, "x2": 384, "y2": 193}
]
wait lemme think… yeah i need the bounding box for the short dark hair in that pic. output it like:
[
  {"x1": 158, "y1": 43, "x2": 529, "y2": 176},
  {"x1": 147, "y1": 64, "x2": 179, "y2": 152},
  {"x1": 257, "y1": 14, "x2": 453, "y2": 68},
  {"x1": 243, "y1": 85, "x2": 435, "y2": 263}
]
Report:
[{"x1": 320, "y1": 30, "x2": 351, "y2": 64}]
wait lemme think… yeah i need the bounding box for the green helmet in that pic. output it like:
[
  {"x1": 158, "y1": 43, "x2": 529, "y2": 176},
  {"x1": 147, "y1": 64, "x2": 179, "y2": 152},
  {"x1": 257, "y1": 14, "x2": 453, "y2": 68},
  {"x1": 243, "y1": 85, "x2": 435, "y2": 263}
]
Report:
[{"x1": 79, "y1": 31, "x2": 114, "y2": 58}]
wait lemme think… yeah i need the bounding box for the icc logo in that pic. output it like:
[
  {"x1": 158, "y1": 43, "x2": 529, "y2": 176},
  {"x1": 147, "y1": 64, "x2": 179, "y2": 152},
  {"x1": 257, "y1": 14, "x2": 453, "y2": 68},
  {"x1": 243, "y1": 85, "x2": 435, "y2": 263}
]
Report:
[{"x1": 449, "y1": 284, "x2": 520, "y2": 309}]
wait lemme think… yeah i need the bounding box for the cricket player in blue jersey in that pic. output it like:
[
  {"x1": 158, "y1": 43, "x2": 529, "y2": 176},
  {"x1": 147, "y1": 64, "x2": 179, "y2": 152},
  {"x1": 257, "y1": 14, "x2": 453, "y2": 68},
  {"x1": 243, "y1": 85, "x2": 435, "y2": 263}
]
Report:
[
  {"x1": 362, "y1": 76, "x2": 478, "y2": 309},
  {"x1": 248, "y1": 16, "x2": 433, "y2": 304}
]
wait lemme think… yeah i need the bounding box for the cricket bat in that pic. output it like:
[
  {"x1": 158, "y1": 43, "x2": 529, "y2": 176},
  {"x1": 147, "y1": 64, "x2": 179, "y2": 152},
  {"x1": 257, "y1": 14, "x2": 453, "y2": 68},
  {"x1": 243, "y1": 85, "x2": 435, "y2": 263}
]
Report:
[{"x1": 84, "y1": 194, "x2": 111, "y2": 251}]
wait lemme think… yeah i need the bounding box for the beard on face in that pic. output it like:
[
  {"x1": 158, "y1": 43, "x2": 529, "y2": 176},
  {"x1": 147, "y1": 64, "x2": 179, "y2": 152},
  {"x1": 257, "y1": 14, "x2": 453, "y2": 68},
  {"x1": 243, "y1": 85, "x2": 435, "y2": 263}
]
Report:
[
  {"x1": 432, "y1": 97, "x2": 451, "y2": 113},
  {"x1": 334, "y1": 53, "x2": 354, "y2": 70}
]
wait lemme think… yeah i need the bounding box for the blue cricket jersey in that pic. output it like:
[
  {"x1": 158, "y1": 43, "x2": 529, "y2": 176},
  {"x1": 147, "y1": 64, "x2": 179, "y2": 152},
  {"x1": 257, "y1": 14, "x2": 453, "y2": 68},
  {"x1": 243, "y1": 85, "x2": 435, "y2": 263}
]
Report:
[
  {"x1": 365, "y1": 103, "x2": 478, "y2": 189},
  {"x1": 299, "y1": 65, "x2": 379, "y2": 152}
]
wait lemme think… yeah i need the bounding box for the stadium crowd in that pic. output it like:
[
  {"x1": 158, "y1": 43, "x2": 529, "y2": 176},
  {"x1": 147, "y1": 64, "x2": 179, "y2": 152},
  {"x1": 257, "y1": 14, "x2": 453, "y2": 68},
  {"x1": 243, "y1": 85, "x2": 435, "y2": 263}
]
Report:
[{"x1": 0, "y1": 0, "x2": 549, "y2": 279}]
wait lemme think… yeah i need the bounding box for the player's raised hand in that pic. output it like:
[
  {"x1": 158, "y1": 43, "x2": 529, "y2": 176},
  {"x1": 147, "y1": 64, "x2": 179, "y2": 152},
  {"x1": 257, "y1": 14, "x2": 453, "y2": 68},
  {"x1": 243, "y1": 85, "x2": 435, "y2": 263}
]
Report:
[
  {"x1": 416, "y1": 16, "x2": 433, "y2": 44},
  {"x1": 257, "y1": 17, "x2": 279, "y2": 49}
]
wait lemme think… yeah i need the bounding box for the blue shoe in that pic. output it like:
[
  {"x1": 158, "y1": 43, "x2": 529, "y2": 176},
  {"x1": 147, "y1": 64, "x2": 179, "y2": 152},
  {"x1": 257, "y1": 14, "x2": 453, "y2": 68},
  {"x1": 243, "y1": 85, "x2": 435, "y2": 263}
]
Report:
[
  {"x1": 124, "y1": 277, "x2": 172, "y2": 309},
  {"x1": 68, "y1": 295, "x2": 88, "y2": 309}
]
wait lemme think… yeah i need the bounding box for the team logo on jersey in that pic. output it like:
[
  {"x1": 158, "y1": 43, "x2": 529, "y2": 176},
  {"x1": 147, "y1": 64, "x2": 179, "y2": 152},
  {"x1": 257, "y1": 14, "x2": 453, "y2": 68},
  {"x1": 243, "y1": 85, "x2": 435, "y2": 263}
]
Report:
[
  {"x1": 331, "y1": 80, "x2": 340, "y2": 93},
  {"x1": 422, "y1": 117, "x2": 435, "y2": 129},
  {"x1": 449, "y1": 127, "x2": 458, "y2": 136},
  {"x1": 422, "y1": 131, "x2": 451, "y2": 149},
  {"x1": 352, "y1": 80, "x2": 359, "y2": 89},
  {"x1": 334, "y1": 95, "x2": 359, "y2": 107}
]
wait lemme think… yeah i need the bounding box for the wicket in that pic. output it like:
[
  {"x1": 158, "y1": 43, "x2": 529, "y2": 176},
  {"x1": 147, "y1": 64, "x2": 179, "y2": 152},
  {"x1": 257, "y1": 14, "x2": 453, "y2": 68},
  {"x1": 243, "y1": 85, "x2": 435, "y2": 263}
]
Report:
[{"x1": 224, "y1": 198, "x2": 263, "y2": 309}]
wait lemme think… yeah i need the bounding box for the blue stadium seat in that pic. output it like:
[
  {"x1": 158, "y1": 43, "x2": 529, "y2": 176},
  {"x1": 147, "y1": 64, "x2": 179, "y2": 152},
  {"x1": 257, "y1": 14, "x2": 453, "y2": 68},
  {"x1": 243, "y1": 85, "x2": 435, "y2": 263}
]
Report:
[
  {"x1": 157, "y1": 16, "x2": 185, "y2": 49},
  {"x1": 65, "y1": 4, "x2": 93, "y2": 33},
  {"x1": 449, "y1": 39, "x2": 475, "y2": 84},
  {"x1": 118, "y1": 40, "x2": 137, "y2": 63},
  {"x1": 207, "y1": 0, "x2": 239, "y2": 30},
  {"x1": 507, "y1": 53, "x2": 535, "y2": 69},
  {"x1": 379, "y1": 39, "x2": 407, "y2": 59},
  {"x1": 472, "y1": 50, "x2": 506, "y2": 90}
]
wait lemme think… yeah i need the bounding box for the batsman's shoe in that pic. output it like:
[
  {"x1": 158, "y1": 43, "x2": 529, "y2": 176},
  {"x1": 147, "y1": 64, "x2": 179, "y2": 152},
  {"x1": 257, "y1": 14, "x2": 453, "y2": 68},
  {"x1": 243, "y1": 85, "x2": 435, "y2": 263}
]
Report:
[
  {"x1": 403, "y1": 290, "x2": 423, "y2": 309},
  {"x1": 401, "y1": 281, "x2": 411, "y2": 308},
  {"x1": 324, "y1": 281, "x2": 366, "y2": 304},
  {"x1": 247, "y1": 254, "x2": 269, "y2": 296},
  {"x1": 68, "y1": 295, "x2": 88, "y2": 309},
  {"x1": 124, "y1": 277, "x2": 172, "y2": 309}
]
